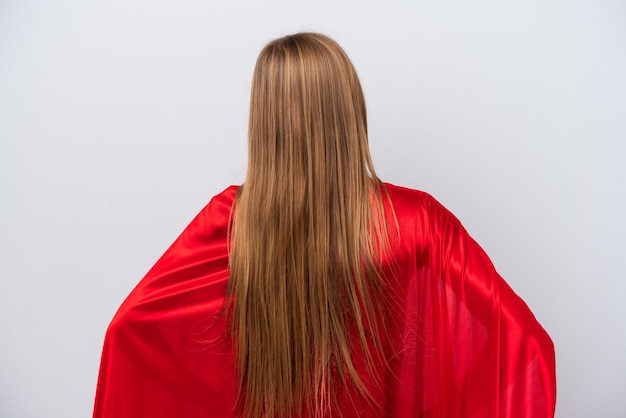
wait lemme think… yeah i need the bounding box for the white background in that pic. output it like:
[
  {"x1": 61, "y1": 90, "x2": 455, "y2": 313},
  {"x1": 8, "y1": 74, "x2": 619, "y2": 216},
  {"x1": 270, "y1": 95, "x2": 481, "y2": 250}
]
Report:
[{"x1": 1, "y1": 1, "x2": 624, "y2": 417}]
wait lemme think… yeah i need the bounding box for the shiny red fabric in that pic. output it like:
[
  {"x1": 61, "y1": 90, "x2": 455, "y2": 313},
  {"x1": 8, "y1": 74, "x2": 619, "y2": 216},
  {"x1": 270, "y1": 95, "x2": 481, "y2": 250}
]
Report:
[{"x1": 93, "y1": 183, "x2": 556, "y2": 417}]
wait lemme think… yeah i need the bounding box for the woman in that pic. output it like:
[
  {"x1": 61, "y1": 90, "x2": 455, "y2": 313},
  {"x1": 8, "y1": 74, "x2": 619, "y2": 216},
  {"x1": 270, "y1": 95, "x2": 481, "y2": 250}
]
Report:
[{"x1": 93, "y1": 33, "x2": 556, "y2": 417}]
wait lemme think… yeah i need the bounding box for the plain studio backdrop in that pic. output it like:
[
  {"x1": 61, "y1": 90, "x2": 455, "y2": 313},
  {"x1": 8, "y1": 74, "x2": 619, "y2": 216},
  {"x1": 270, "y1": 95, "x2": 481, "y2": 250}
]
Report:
[{"x1": 1, "y1": 1, "x2": 624, "y2": 417}]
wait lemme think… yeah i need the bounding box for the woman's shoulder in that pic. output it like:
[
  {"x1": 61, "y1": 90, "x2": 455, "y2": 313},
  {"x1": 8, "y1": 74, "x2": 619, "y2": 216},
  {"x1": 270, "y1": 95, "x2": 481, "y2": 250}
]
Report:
[
  {"x1": 176, "y1": 185, "x2": 240, "y2": 241},
  {"x1": 383, "y1": 182, "x2": 429, "y2": 198},
  {"x1": 381, "y1": 182, "x2": 462, "y2": 244},
  {"x1": 198, "y1": 185, "x2": 240, "y2": 216},
  {"x1": 210, "y1": 184, "x2": 240, "y2": 206},
  {"x1": 382, "y1": 182, "x2": 441, "y2": 214}
]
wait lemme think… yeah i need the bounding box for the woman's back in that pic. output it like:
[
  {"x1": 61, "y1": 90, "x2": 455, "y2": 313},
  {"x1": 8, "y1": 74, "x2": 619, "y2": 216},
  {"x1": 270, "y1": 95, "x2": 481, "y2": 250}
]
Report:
[{"x1": 94, "y1": 183, "x2": 555, "y2": 417}]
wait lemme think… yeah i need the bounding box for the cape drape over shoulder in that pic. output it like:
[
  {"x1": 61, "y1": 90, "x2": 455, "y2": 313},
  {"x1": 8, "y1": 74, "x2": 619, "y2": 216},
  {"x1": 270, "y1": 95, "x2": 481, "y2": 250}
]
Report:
[{"x1": 93, "y1": 183, "x2": 556, "y2": 417}]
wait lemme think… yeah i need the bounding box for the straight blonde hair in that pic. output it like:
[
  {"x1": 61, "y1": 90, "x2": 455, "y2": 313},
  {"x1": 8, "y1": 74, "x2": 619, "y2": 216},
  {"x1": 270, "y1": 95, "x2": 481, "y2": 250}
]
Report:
[{"x1": 228, "y1": 33, "x2": 393, "y2": 418}]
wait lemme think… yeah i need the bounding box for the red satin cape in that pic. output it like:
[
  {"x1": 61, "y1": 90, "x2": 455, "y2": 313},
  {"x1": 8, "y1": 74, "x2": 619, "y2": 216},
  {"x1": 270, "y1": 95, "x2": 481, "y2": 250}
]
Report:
[{"x1": 93, "y1": 183, "x2": 556, "y2": 417}]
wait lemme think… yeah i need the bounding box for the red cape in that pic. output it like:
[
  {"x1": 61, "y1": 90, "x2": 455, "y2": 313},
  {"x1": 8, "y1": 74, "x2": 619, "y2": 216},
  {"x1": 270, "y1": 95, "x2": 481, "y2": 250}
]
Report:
[{"x1": 94, "y1": 183, "x2": 556, "y2": 417}]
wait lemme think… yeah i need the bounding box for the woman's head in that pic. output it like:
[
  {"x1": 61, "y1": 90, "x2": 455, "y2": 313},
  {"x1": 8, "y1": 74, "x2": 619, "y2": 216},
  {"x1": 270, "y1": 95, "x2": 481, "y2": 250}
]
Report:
[{"x1": 247, "y1": 32, "x2": 375, "y2": 192}]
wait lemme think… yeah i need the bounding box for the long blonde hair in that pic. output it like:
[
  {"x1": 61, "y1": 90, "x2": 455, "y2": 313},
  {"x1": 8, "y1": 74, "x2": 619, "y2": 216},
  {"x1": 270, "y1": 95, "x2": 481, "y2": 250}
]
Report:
[{"x1": 228, "y1": 33, "x2": 393, "y2": 418}]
